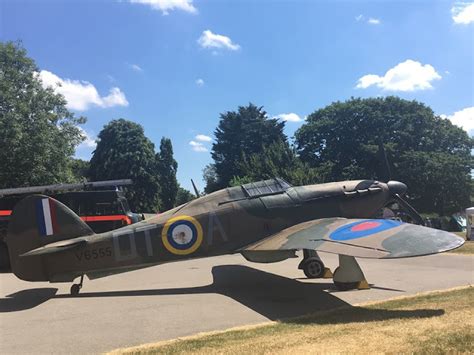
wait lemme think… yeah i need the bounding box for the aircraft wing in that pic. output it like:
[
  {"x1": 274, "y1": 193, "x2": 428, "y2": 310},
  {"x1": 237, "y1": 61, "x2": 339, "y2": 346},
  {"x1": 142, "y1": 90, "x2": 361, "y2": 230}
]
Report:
[{"x1": 241, "y1": 218, "x2": 464, "y2": 259}]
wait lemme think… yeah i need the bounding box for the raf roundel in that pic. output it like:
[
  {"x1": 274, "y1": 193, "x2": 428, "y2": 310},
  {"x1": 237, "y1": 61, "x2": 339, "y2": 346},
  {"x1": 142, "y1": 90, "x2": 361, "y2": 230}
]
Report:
[
  {"x1": 161, "y1": 215, "x2": 203, "y2": 255},
  {"x1": 329, "y1": 219, "x2": 402, "y2": 241}
]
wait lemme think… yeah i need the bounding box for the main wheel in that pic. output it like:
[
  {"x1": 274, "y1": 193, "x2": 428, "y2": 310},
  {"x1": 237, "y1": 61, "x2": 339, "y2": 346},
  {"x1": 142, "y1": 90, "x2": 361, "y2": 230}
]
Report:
[
  {"x1": 302, "y1": 258, "x2": 325, "y2": 278},
  {"x1": 70, "y1": 284, "x2": 81, "y2": 296}
]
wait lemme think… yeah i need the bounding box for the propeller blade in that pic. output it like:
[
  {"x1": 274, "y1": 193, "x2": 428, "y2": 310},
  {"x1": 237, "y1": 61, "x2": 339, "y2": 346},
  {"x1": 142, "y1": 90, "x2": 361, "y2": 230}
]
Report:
[
  {"x1": 191, "y1": 179, "x2": 200, "y2": 198},
  {"x1": 377, "y1": 139, "x2": 392, "y2": 182},
  {"x1": 393, "y1": 193, "x2": 424, "y2": 225}
]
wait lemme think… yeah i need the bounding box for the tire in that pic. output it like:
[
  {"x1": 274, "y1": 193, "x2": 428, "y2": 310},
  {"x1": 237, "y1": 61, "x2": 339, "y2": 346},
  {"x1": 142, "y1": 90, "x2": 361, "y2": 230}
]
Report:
[
  {"x1": 70, "y1": 284, "x2": 81, "y2": 296},
  {"x1": 303, "y1": 258, "x2": 325, "y2": 278}
]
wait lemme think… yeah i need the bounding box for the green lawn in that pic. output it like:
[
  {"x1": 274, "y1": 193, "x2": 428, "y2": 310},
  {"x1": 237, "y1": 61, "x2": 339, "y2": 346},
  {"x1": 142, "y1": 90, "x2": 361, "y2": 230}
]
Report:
[
  {"x1": 450, "y1": 232, "x2": 474, "y2": 255},
  {"x1": 110, "y1": 287, "x2": 473, "y2": 355}
]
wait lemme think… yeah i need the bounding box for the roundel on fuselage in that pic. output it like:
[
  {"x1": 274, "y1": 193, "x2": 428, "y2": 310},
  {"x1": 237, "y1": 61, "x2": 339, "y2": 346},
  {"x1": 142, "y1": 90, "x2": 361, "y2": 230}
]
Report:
[{"x1": 161, "y1": 215, "x2": 203, "y2": 255}]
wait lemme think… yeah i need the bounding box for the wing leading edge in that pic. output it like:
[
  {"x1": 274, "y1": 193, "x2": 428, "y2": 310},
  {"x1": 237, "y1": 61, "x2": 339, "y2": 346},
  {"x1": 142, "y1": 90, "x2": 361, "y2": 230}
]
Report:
[{"x1": 241, "y1": 218, "x2": 464, "y2": 259}]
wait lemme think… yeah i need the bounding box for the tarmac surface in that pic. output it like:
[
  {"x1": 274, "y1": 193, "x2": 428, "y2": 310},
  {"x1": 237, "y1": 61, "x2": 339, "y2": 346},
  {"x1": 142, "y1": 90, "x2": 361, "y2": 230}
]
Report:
[{"x1": 0, "y1": 252, "x2": 473, "y2": 354}]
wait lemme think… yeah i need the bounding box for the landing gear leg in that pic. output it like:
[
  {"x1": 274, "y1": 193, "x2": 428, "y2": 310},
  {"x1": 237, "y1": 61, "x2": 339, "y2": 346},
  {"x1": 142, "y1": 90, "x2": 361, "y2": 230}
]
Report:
[
  {"x1": 298, "y1": 249, "x2": 333, "y2": 279},
  {"x1": 333, "y1": 255, "x2": 370, "y2": 291},
  {"x1": 70, "y1": 275, "x2": 84, "y2": 296}
]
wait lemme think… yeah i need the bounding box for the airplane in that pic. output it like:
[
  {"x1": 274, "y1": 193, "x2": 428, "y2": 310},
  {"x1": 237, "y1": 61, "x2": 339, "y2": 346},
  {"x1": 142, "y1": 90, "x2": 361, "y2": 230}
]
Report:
[{"x1": 5, "y1": 177, "x2": 464, "y2": 295}]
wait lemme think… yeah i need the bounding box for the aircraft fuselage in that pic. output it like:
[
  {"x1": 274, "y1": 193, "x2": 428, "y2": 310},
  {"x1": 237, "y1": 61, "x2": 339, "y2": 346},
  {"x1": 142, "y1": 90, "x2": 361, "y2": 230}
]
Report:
[{"x1": 40, "y1": 179, "x2": 391, "y2": 282}]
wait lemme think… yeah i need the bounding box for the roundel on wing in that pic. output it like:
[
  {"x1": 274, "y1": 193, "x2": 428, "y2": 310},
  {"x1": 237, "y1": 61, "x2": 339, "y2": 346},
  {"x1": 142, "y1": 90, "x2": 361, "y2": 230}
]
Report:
[
  {"x1": 161, "y1": 215, "x2": 203, "y2": 255},
  {"x1": 329, "y1": 219, "x2": 402, "y2": 241}
]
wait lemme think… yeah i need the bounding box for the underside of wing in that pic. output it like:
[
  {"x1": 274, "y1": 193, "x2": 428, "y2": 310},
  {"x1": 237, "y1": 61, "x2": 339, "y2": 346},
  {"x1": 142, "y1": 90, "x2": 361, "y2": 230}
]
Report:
[{"x1": 241, "y1": 218, "x2": 464, "y2": 259}]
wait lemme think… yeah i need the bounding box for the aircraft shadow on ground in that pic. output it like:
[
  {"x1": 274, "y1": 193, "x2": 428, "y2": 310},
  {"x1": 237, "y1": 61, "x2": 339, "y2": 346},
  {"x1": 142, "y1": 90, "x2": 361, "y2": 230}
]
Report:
[
  {"x1": 0, "y1": 265, "x2": 444, "y2": 322},
  {"x1": 0, "y1": 287, "x2": 58, "y2": 312}
]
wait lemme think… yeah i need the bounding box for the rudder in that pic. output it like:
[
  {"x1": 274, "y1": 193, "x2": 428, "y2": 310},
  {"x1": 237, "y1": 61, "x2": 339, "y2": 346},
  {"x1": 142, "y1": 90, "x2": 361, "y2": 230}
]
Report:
[{"x1": 6, "y1": 195, "x2": 94, "y2": 281}]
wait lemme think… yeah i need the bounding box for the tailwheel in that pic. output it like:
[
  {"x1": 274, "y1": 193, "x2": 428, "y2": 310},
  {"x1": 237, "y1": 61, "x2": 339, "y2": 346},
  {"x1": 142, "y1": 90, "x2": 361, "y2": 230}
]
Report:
[
  {"x1": 70, "y1": 275, "x2": 84, "y2": 296},
  {"x1": 302, "y1": 257, "x2": 325, "y2": 279},
  {"x1": 70, "y1": 283, "x2": 81, "y2": 296}
]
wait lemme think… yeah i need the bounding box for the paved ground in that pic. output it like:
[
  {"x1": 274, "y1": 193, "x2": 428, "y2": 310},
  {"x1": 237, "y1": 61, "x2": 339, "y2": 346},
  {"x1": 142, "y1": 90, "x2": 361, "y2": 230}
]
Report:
[{"x1": 0, "y1": 252, "x2": 472, "y2": 354}]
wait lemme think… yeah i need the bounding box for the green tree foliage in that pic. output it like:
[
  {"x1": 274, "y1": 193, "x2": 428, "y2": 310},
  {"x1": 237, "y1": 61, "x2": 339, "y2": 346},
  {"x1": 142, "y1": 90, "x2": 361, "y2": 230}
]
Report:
[
  {"x1": 89, "y1": 119, "x2": 160, "y2": 212},
  {"x1": 156, "y1": 137, "x2": 179, "y2": 211},
  {"x1": 230, "y1": 141, "x2": 330, "y2": 186},
  {"x1": 175, "y1": 186, "x2": 195, "y2": 206},
  {"x1": 397, "y1": 152, "x2": 471, "y2": 216},
  {"x1": 295, "y1": 96, "x2": 473, "y2": 215},
  {"x1": 0, "y1": 41, "x2": 85, "y2": 188},
  {"x1": 203, "y1": 164, "x2": 220, "y2": 194},
  {"x1": 207, "y1": 103, "x2": 287, "y2": 191},
  {"x1": 70, "y1": 159, "x2": 90, "y2": 182}
]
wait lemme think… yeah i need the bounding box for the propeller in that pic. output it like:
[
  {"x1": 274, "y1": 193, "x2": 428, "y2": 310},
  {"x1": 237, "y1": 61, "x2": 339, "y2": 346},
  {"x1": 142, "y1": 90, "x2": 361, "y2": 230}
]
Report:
[
  {"x1": 377, "y1": 138, "x2": 391, "y2": 183},
  {"x1": 378, "y1": 140, "x2": 425, "y2": 225},
  {"x1": 191, "y1": 179, "x2": 201, "y2": 198},
  {"x1": 392, "y1": 193, "x2": 425, "y2": 225}
]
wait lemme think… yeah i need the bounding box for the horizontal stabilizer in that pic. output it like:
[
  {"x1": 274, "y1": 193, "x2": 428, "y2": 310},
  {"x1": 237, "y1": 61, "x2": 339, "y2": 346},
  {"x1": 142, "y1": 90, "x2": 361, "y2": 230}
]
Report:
[
  {"x1": 242, "y1": 218, "x2": 464, "y2": 259},
  {"x1": 20, "y1": 238, "x2": 88, "y2": 257}
]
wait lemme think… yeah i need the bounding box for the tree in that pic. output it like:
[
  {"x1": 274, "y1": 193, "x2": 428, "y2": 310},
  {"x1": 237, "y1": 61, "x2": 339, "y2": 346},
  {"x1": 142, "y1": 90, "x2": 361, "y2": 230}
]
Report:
[
  {"x1": 175, "y1": 186, "x2": 195, "y2": 206},
  {"x1": 396, "y1": 152, "x2": 471, "y2": 216},
  {"x1": 89, "y1": 119, "x2": 160, "y2": 212},
  {"x1": 207, "y1": 103, "x2": 288, "y2": 191},
  {"x1": 156, "y1": 137, "x2": 179, "y2": 211},
  {"x1": 70, "y1": 159, "x2": 90, "y2": 182},
  {"x1": 0, "y1": 41, "x2": 85, "y2": 188},
  {"x1": 295, "y1": 96, "x2": 473, "y2": 215},
  {"x1": 230, "y1": 140, "x2": 330, "y2": 186},
  {"x1": 203, "y1": 164, "x2": 220, "y2": 194}
]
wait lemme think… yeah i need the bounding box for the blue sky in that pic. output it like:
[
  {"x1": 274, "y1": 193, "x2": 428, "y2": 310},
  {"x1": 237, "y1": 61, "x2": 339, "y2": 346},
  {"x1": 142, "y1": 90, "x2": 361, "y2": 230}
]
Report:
[{"x1": 2, "y1": 0, "x2": 473, "y2": 191}]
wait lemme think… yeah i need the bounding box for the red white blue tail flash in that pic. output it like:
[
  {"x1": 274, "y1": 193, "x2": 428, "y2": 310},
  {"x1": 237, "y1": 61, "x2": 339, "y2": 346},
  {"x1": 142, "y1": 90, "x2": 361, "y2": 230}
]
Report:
[{"x1": 35, "y1": 198, "x2": 58, "y2": 236}]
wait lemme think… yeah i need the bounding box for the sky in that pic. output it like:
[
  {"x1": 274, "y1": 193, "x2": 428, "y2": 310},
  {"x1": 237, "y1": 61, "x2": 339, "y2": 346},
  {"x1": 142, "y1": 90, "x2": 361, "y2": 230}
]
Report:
[{"x1": 1, "y1": 0, "x2": 473, "y2": 191}]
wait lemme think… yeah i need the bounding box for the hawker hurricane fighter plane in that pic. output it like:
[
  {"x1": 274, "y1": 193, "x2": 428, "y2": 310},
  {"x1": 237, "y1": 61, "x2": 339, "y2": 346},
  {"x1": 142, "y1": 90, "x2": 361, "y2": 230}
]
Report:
[{"x1": 6, "y1": 178, "x2": 464, "y2": 295}]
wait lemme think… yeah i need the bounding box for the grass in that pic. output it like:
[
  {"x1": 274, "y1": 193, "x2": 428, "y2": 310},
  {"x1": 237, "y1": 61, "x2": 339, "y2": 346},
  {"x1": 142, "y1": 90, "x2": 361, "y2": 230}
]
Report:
[
  {"x1": 449, "y1": 232, "x2": 474, "y2": 255},
  {"x1": 109, "y1": 286, "x2": 473, "y2": 354}
]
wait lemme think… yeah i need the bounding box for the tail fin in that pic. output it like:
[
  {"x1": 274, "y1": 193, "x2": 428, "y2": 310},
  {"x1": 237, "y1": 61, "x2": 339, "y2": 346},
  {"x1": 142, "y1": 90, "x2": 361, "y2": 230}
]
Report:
[{"x1": 6, "y1": 195, "x2": 94, "y2": 281}]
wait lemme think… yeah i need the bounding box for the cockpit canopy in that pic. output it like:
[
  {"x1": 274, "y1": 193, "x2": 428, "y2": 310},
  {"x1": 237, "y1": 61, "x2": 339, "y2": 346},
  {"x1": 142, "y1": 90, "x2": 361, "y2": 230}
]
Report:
[{"x1": 241, "y1": 178, "x2": 292, "y2": 198}]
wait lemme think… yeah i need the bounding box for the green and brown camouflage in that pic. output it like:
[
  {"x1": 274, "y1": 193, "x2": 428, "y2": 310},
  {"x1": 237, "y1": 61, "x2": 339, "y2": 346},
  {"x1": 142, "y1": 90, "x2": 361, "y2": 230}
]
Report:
[{"x1": 5, "y1": 178, "x2": 464, "y2": 293}]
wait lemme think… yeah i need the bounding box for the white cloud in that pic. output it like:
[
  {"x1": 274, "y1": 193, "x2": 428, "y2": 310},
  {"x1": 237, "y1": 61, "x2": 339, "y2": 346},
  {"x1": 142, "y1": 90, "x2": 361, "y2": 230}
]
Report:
[
  {"x1": 189, "y1": 140, "x2": 208, "y2": 152},
  {"x1": 130, "y1": 64, "x2": 143, "y2": 72},
  {"x1": 129, "y1": 0, "x2": 197, "y2": 15},
  {"x1": 452, "y1": 2, "x2": 474, "y2": 24},
  {"x1": 275, "y1": 113, "x2": 303, "y2": 122},
  {"x1": 355, "y1": 14, "x2": 381, "y2": 24},
  {"x1": 196, "y1": 78, "x2": 204, "y2": 86},
  {"x1": 39, "y1": 70, "x2": 129, "y2": 111},
  {"x1": 368, "y1": 17, "x2": 381, "y2": 25},
  {"x1": 195, "y1": 134, "x2": 212, "y2": 142},
  {"x1": 442, "y1": 107, "x2": 474, "y2": 136},
  {"x1": 106, "y1": 74, "x2": 117, "y2": 83},
  {"x1": 197, "y1": 30, "x2": 240, "y2": 51},
  {"x1": 75, "y1": 127, "x2": 97, "y2": 160},
  {"x1": 78, "y1": 127, "x2": 97, "y2": 149},
  {"x1": 101, "y1": 88, "x2": 128, "y2": 108},
  {"x1": 356, "y1": 59, "x2": 442, "y2": 92}
]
